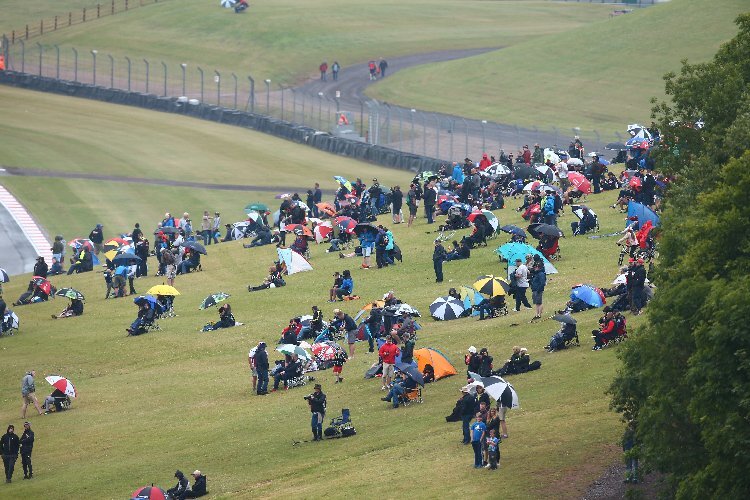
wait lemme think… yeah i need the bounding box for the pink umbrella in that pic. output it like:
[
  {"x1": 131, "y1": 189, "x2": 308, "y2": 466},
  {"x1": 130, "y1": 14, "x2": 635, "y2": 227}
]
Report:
[
  {"x1": 314, "y1": 222, "x2": 333, "y2": 243},
  {"x1": 568, "y1": 172, "x2": 592, "y2": 194}
]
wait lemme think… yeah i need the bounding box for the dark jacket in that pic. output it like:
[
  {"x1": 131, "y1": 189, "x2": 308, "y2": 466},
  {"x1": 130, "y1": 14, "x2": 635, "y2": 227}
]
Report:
[
  {"x1": 20, "y1": 429, "x2": 34, "y2": 455},
  {"x1": 89, "y1": 227, "x2": 104, "y2": 244},
  {"x1": 460, "y1": 393, "x2": 476, "y2": 416},
  {"x1": 33, "y1": 260, "x2": 48, "y2": 278},
  {"x1": 466, "y1": 353, "x2": 481, "y2": 373},
  {"x1": 255, "y1": 346, "x2": 269, "y2": 371},
  {"x1": 433, "y1": 244, "x2": 447, "y2": 262},
  {"x1": 475, "y1": 391, "x2": 491, "y2": 412},
  {"x1": 423, "y1": 187, "x2": 437, "y2": 206},
  {"x1": 341, "y1": 314, "x2": 357, "y2": 332},
  {"x1": 308, "y1": 391, "x2": 327, "y2": 414},
  {"x1": 401, "y1": 338, "x2": 415, "y2": 363},
  {"x1": 530, "y1": 268, "x2": 547, "y2": 292},
  {"x1": 1, "y1": 431, "x2": 20, "y2": 456},
  {"x1": 191, "y1": 474, "x2": 207, "y2": 496},
  {"x1": 478, "y1": 355, "x2": 493, "y2": 377},
  {"x1": 631, "y1": 265, "x2": 647, "y2": 287}
]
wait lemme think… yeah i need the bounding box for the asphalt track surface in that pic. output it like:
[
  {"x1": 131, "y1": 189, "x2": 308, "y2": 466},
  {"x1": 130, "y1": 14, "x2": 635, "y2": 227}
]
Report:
[{"x1": 0, "y1": 200, "x2": 37, "y2": 276}]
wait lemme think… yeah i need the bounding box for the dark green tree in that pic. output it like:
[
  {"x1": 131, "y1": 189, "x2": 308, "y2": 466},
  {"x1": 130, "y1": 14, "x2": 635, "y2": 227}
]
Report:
[{"x1": 609, "y1": 13, "x2": 750, "y2": 499}]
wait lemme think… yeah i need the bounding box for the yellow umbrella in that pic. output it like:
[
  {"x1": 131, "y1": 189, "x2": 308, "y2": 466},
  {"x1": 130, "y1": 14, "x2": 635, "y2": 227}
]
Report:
[
  {"x1": 472, "y1": 275, "x2": 509, "y2": 297},
  {"x1": 147, "y1": 285, "x2": 181, "y2": 296}
]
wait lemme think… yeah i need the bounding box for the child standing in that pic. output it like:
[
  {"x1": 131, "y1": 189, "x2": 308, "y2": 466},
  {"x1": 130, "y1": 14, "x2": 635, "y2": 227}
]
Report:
[
  {"x1": 486, "y1": 429, "x2": 500, "y2": 470},
  {"x1": 332, "y1": 348, "x2": 348, "y2": 383},
  {"x1": 103, "y1": 268, "x2": 114, "y2": 299},
  {"x1": 470, "y1": 412, "x2": 486, "y2": 469}
]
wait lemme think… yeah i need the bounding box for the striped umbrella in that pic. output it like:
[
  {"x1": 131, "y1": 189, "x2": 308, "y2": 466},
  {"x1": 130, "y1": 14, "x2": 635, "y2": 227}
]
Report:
[
  {"x1": 131, "y1": 485, "x2": 167, "y2": 500},
  {"x1": 0, "y1": 268, "x2": 9, "y2": 283},
  {"x1": 473, "y1": 275, "x2": 509, "y2": 297},
  {"x1": 55, "y1": 288, "x2": 85, "y2": 301},
  {"x1": 429, "y1": 296, "x2": 465, "y2": 321},
  {"x1": 312, "y1": 342, "x2": 338, "y2": 361},
  {"x1": 45, "y1": 375, "x2": 77, "y2": 398},
  {"x1": 333, "y1": 216, "x2": 357, "y2": 234}
]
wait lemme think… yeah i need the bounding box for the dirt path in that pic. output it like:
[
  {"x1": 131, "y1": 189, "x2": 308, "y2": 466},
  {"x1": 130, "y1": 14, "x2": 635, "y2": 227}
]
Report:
[{"x1": 582, "y1": 460, "x2": 664, "y2": 499}]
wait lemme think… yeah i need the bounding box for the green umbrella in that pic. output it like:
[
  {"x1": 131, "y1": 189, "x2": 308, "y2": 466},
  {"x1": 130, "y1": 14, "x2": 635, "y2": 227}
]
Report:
[
  {"x1": 199, "y1": 292, "x2": 230, "y2": 310},
  {"x1": 56, "y1": 287, "x2": 85, "y2": 301},
  {"x1": 245, "y1": 203, "x2": 268, "y2": 213}
]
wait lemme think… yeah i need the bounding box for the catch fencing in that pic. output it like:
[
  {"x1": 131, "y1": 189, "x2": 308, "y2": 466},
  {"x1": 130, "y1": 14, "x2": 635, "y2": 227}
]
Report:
[{"x1": 1, "y1": 41, "x2": 628, "y2": 163}]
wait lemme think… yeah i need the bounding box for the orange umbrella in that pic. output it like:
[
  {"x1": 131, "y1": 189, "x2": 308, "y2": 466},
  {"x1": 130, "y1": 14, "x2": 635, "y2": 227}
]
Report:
[
  {"x1": 316, "y1": 202, "x2": 337, "y2": 217},
  {"x1": 285, "y1": 224, "x2": 313, "y2": 238}
]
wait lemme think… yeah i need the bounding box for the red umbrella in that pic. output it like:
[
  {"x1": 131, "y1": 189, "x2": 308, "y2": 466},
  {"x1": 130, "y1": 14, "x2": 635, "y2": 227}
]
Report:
[
  {"x1": 333, "y1": 216, "x2": 357, "y2": 234},
  {"x1": 285, "y1": 224, "x2": 313, "y2": 238},
  {"x1": 316, "y1": 202, "x2": 337, "y2": 217},
  {"x1": 131, "y1": 485, "x2": 167, "y2": 500},
  {"x1": 629, "y1": 176, "x2": 642, "y2": 189},
  {"x1": 68, "y1": 238, "x2": 93, "y2": 250},
  {"x1": 314, "y1": 222, "x2": 333, "y2": 243},
  {"x1": 437, "y1": 194, "x2": 458, "y2": 205},
  {"x1": 568, "y1": 172, "x2": 592, "y2": 194},
  {"x1": 32, "y1": 276, "x2": 52, "y2": 295},
  {"x1": 312, "y1": 342, "x2": 338, "y2": 361},
  {"x1": 45, "y1": 375, "x2": 77, "y2": 398}
]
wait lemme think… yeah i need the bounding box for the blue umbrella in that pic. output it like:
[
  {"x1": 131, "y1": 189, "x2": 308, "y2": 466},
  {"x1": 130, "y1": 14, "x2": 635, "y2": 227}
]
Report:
[
  {"x1": 570, "y1": 285, "x2": 604, "y2": 308},
  {"x1": 133, "y1": 294, "x2": 157, "y2": 307},
  {"x1": 627, "y1": 201, "x2": 660, "y2": 228},
  {"x1": 497, "y1": 243, "x2": 558, "y2": 274},
  {"x1": 396, "y1": 361, "x2": 425, "y2": 387},
  {"x1": 499, "y1": 225, "x2": 527, "y2": 239},
  {"x1": 112, "y1": 252, "x2": 141, "y2": 264}
]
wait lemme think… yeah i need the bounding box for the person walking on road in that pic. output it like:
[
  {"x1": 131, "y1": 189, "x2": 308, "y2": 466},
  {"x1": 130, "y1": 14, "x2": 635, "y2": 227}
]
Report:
[
  {"x1": 379, "y1": 58, "x2": 389, "y2": 78},
  {"x1": 331, "y1": 61, "x2": 340, "y2": 81},
  {"x1": 319, "y1": 61, "x2": 328, "y2": 81}
]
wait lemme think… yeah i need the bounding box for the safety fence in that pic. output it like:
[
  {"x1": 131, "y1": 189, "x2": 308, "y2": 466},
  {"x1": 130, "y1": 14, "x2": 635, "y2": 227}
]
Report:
[
  {"x1": 1, "y1": 42, "x2": 628, "y2": 163},
  {"x1": 1, "y1": 0, "x2": 169, "y2": 44}
]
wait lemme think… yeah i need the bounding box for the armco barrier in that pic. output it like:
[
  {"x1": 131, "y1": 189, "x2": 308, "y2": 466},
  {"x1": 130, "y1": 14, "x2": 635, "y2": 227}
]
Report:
[{"x1": 0, "y1": 71, "x2": 447, "y2": 173}]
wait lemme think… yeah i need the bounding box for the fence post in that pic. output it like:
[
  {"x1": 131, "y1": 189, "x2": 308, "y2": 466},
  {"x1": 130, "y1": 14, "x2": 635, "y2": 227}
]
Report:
[
  {"x1": 83, "y1": 8, "x2": 87, "y2": 22},
  {"x1": 552, "y1": 126, "x2": 559, "y2": 147},
  {"x1": 25, "y1": 25, "x2": 28, "y2": 40},
  {"x1": 54, "y1": 16, "x2": 58, "y2": 31},
  {"x1": 317, "y1": 92, "x2": 323, "y2": 130},
  {"x1": 410, "y1": 109, "x2": 416, "y2": 154},
  {"x1": 72, "y1": 47, "x2": 78, "y2": 82},
  {"x1": 197, "y1": 67, "x2": 203, "y2": 102},
  {"x1": 54, "y1": 45, "x2": 60, "y2": 79},
  {"x1": 481, "y1": 120, "x2": 487, "y2": 153},
  {"x1": 290, "y1": 88, "x2": 296, "y2": 122},
  {"x1": 496, "y1": 123, "x2": 502, "y2": 153},
  {"x1": 108, "y1": 54, "x2": 114, "y2": 88},
  {"x1": 143, "y1": 58, "x2": 149, "y2": 93},
  {"x1": 19, "y1": 40, "x2": 25, "y2": 73},
  {"x1": 434, "y1": 114, "x2": 440, "y2": 160},
  {"x1": 247, "y1": 75, "x2": 254, "y2": 112},
  {"x1": 421, "y1": 113, "x2": 427, "y2": 156},
  {"x1": 111, "y1": 0, "x2": 115, "y2": 15},
  {"x1": 301, "y1": 92, "x2": 306, "y2": 126},
  {"x1": 124, "y1": 56, "x2": 131, "y2": 91},
  {"x1": 385, "y1": 104, "x2": 391, "y2": 144},
  {"x1": 396, "y1": 108, "x2": 403, "y2": 147},
  {"x1": 91, "y1": 50, "x2": 98, "y2": 86},
  {"x1": 326, "y1": 97, "x2": 332, "y2": 133},
  {"x1": 449, "y1": 119, "x2": 454, "y2": 162},
  {"x1": 180, "y1": 63, "x2": 186, "y2": 96},
  {"x1": 231, "y1": 73, "x2": 237, "y2": 109},
  {"x1": 97, "y1": 4, "x2": 101, "y2": 18},
  {"x1": 360, "y1": 99, "x2": 365, "y2": 138},
  {"x1": 462, "y1": 118, "x2": 469, "y2": 159},
  {"x1": 36, "y1": 42, "x2": 42, "y2": 76},
  {"x1": 40, "y1": 19, "x2": 44, "y2": 36},
  {"x1": 215, "y1": 70, "x2": 221, "y2": 106},
  {"x1": 264, "y1": 79, "x2": 270, "y2": 114},
  {"x1": 161, "y1": 61, "x2": 167, "y2": 96},
  {"x1": 279, "y1": 84, "x2": 285, "y2": 120}
]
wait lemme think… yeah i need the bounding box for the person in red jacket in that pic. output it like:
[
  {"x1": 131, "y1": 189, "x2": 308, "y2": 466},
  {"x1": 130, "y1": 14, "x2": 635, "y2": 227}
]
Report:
[
  {"x1": 319, "y1": 61, "x2": 328, "y2": 81},
  {"x1": 592, "y1": 308, "x2": 616, "y2": 350},
  {"x1": 378, "y1": 336, "x2": 401, "y2": 389},
  {"x1": 479, "y1": 153, "x2": 492, "y2": 171},
  {"x1": 521, "y1": 145, "x2": 532, "y2": 165}
]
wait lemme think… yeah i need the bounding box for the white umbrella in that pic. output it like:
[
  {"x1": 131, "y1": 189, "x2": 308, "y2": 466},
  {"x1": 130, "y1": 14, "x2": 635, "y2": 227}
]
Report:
[
  {"x1": 566, "y1": 158, "x2": 584, "y2": 166},
  {"x1": 276, "y1": 344, "x2": 311, "y2": 361},
  {"x1": 486, "y1": 163, "x2": 511, "y2": 176},
  {"x1": 429, "y1": 296, "x2": 465, "y2": 321},
  {"x1": 45, "y1": 375, "x2": 77, "y2": 398},
  {"x1": 220, "y1": 0, "x2": 236, "y2": 7},
  {"x1": 543, "y1": 148, "x2": 560, "y2": 164},
  {"x1": 468, "y1": 372, "x2": 519, "y2": 409}
]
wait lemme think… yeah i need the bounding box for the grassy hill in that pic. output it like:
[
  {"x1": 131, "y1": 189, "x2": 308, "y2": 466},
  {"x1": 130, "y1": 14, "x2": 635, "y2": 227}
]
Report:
[
  {"x1": 0, "y1": 86, "x2": 640, "y2": 497},
  {"x1": 9, "y1": 0, "x2": 613, "y2": 85},
  {"x1": 369, "y1": 0, "x2": 748, "y2": 134}
]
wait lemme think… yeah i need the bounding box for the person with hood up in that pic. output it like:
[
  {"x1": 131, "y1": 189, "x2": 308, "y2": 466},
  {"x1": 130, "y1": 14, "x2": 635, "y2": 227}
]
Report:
[
  {"x1": 167, "y1": 470, "x2": 190, "y2": 498},
  {"x1": 479, "y1": 153, "x2": 492, "y2": 170},
  {"x1": 1, "y1": 424, "x2": 20, "y2": 483},
  {"x1": 255, "y1": 342, "x2": 269, "y2": 395}
]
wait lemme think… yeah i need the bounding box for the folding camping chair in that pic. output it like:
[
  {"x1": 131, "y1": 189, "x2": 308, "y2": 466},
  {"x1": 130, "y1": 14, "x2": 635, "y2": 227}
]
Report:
[
  {"x1": 325, "y1": 408, "x2": 356, "y2": 438},
  {"x1": 400, "y1": 387, "x2": 423, "y2": 406}
]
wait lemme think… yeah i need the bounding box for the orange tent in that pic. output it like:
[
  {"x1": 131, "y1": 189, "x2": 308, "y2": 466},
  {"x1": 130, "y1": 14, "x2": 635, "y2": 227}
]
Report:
[{"x1": 414, "y1": 348, "x2": 457, "y2": 381}]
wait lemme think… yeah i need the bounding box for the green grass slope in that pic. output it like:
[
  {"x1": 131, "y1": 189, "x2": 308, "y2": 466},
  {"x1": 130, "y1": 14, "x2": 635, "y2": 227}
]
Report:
[
  {"x1": 0, "y1": 85, "x2": 640, "y2": 498},
  {"x1": 369, "y1": 0, "x2": 747, "y2": 134},
  {"x1": 16, "y1": 0, "x2": 612, "y2": 84}
]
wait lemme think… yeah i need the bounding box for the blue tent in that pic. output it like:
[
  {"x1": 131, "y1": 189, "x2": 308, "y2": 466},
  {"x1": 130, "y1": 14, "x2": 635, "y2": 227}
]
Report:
[{"x1": 627, "y1": 201, "x2": 660, "y2": 228}]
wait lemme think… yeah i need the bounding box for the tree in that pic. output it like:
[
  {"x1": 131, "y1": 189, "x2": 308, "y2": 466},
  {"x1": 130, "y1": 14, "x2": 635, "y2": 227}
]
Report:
[{"x1": 609, "y1": 14, "x2": 750, "y2": 498}]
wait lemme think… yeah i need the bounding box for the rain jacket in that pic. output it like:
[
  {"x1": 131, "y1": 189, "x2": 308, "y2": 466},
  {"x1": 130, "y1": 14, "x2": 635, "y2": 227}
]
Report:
[
  {"x1": 21, "y1": 373, "x2": 35, "y2": 395},
  {"x1": 255, "y1": 345, "x2": 269, "y2": 371},
  {"x1": 452, "y1": 164, "x2": 465, "y2": 184},
  {"x1": 20, "y1": 428, "x2": 34, "y2": 455},
  {"x1": 530, "y1": 268, "x2": 547, "y2": 292},
  {"x1": 1, "y1": 429, "x2": 20, "y2": 457}
]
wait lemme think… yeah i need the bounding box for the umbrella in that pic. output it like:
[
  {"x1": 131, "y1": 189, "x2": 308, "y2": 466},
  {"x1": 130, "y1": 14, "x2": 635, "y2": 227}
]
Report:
[
  {"x1": 333, "y1": 216, "x2": 357, "y2": 234},
  {"x1": 285, "y1": 224, "x2": 313, "y2": 238},
  {"x1": 429, "y1": 296, "x2": 465, "y2": 321},
  {"x1": 31, "y1": 277, "x2": 52, "y2": 295},
  {"x1": 528, "y1": 223, "x2": 563, "y2": 239},
  {"x1": 147, "y1": 285, "x2": 181, "y2": 296},
  {"x1": 629, "y1": 176, "x2": 642, "y2": 189},
  {"x1": 523, "y1": 180, "x2": 544, "y2": 192},
  {"x1": 3, "y1": 311, "x2": 19, "y2": 330},
  {"x1": 55, "y1": 288, "x2": 85, "y2": 301},
  {"x1": 566, "y1": 157, "x2": 584, "y2": 166},
  {"x1": 437, "y1": 194, "x2": 458, "y2": 206},
  {"x1": 245, "y1": 203, "x2": 268, "y2": 213},
  {"x1": 354, "y1": 222, "x2": 378, "y2": 235},
  {"x1": 473, "y1": 275, "x2": 509, "y2": 297},
  {"x1": 599, "y1": 158, "x2": 611, "y2": 166},
  {"x1": 571, "y1": 285, "x2": 605, "y2": 307},
  {"x1": 199, "y1": 292, "x2": 230, "y2": 310},
  {"x1": 0, "y1": 268, "x2": 9, "y2": 283},
  {"x1": 499, "y1": 225, "x2": 526, "y2": 239},
  {"x1": 275, "y1": 193, "x2": 292, "y2": 199},
  {"x1": 131, "y1": 485, "x2": 167, "y2": 500},
  {"x1": 45, "y1": 375, "x2": 77, "y2": 398},
  {"x1": 393, "y1": 303, "x2": 420, "y2": 317},
  {"x1": 314, "y1": 222, "x2": 333, "y2": 243},
  {"x1": 316, "y1": 202, "x2": 337, "y2": 217},
  {"x1": 245, "y1": 211, "x2": 264, "y2": 224},
  {"x1": 68, "y1": 238, "x2": 93, "y2": 249},
  {"x1": 220, "y1": 0, "x2": 236, "y2": 7},
  {"x1": 154, "y1": 227, "x2": 179, "y2": 235},
  {"x1": 418, "y1": 171, "x2": 437, "y2": 182},
  {"x1": 467, "y1": 210, "x2": 499, "y2": 232},
  {"x1": 571, "y1": 205, "x2": 598, "y2": 222},
  {"x1": 294, "y1": 200, "x2": 309, "y2": 212},
  {"x1": 396, "y1": 361, "x2": 425, "y2": 387},
  {"x1": 183, "y1": 241, "x2": 207, "y2": 255},
  {"x1": 112, "y1": 252, "x2": 141, "y2": 264},
  {"x1": 276, "y1": 344, "x2": 311, "y2": 361},
  {"x1": 496, "y1": 243, "x2": 558, "y2": 274},
  {"x1": 468, "y1": 372, "x2": 519, "y2": 408},
  {"x1": 552, "y1": 314, "x2": 577, "y2": 325},
  {"x1": 568, "y1": 172, "x2": 591, "y2": 194},
  {"x1": 486, "y1": 163, "x2": 511, "y2": 176},
  {"x1": 612, "y1": 274, "x2": 650, "y2": 285},
  {"x1": 460, "y1": 286, "x2": 485, "y2": 315},
  {"x1": 133, "y1": 295, "x2": 157, "y2": 307},
  {"x1": 544, "y1": 148, "x2": 560, "y2": 164},
  {"x1": 334, "y1": 175, "x2": 352, "y2": 192},
  {"x1": 354, "y1": 300, "x2": 386, "y2": 323},
  {"x1": 298, "y1": 340, "x2": 313, "y2": 349},
  {"x1": 312, "y1": 342, "x2": 338, "y2": 361}
]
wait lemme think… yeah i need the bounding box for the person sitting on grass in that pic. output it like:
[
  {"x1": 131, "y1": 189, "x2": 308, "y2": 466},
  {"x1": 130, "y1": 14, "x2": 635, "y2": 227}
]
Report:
[
  {"x1": 167, "y1": 470, "x2": 190, "y2": 499},
  {"x1": 202, "y1": 304, "x2": 236, "y2": 331},
  {"x1": 177, "y1": 248, "x2": 201, "y2": 274},
  {"x1": 248, "y1": 266, "x2": 285, "y2": 292},
  {"x1": 51, "y1": 298, "x2": 84, "y2": 319},
  {"x1": 48, "y1": 258, "x2": 64, "y2": 276},
  {"x1": 380, "y1": 371, "x2": 417, "y2": 409},
  {"x1": 180, "y1": 470, "x2": 207, "y2": 499},
  {"x1": 271, "y1": 356, "x2": 302, "y2": 392},
  {"x1": 422, "y1": 364, "x2": 435, "y2": 384},
  {"x1": 333, "y1": 270, "x2": 353, "y2": 301}
]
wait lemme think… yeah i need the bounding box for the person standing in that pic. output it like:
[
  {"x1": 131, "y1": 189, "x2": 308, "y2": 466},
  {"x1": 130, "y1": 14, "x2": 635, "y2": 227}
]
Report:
[
  {"x1": 248, "y1": 345, "x2": 258, "y2": 393},
  {"x1": 331, "y1": 61, "x2": 340, "y2": 81},
  {"x1": 406, "y1": 183, "x2": 418, "y2": 227},
  {"x1": 20, "y1": 370, "x2": 43, "y2": 419},
  {"x1": 88, "y1": 224, "x2": 104, "y2": 255},
  {"x1": 201, "y1": 211, "x2": 212, "y2": 245},
  {"x1": 433, "y1": 239, "x2": 446, "y2": 283},
  {"x1": 211, "y1": 212, "x2": 221, "y2": 245},
  {"x1": 307, "y1": 384, "x2": 327, "y2": 441},
  {"x1": 470, "y1": 413, "x2": 486, "y2": 468},
  {"x1": 630, "y1": 258, "x2": 647, "y2": 314},
  {"x1": 591, "y1": 156, "x2": 605, "y2": 194},
  {"x1": 319, "y1": 61, "x2": 328, "y2": 81},
  {"x1": 512, "y1": 259, "x2": 532, "y2": 312},
  {"x1": 391, "y1": 186, "x2": 403, "y2": 224},
  {"x1": 423, "y1": 181, "x2": 436, "y2": 224},
  {"x1": 20, "y1": 422, "x2": 33, "y2": 480},
  {"x1": 379, "y1": 58, "x2": 388, "y2": 78},
  {"x1": 255, "y1": 342, "x2": 269, "y2": 395},
  {"x1": 1, "y1": 425, "x2": 19, "y2": 483},
  {"x1": 378, "y1": 336, "x2": 400, "y2": 390},
  {"x1": 312, "y1": 183, "x2": 322, "y2": 217},
  {"x1": 334, "y1": 309, "x2": 358, "y2": 358},
  {"x1": 529, "y1": 259, "x2": 547, "y2": 320}
]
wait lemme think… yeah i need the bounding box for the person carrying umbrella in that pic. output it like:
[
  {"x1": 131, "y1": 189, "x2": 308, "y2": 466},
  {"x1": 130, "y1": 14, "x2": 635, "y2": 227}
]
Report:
[{"x1": 305, "y1": 384, "x2": 327, "y2": 441}]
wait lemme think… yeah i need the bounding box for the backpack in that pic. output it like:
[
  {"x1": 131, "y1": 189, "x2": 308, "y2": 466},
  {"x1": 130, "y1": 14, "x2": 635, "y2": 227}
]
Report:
[{"x1": 543, "y1": 196, "x2": 555, "y2": 215}]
